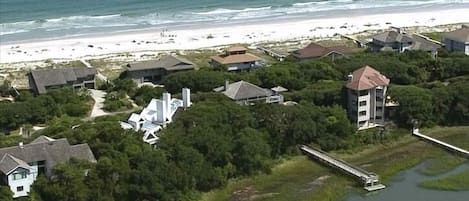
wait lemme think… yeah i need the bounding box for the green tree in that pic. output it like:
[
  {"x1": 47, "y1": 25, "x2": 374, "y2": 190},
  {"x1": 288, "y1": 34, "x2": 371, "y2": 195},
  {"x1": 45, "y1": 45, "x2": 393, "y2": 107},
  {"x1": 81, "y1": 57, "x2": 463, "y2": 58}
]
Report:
[
  {"x1": 0, "y1": 186, "x2": 13, "y2": 201},
  {"x1": 388, "y1": 85, "x2": 434, "y2": 127}
]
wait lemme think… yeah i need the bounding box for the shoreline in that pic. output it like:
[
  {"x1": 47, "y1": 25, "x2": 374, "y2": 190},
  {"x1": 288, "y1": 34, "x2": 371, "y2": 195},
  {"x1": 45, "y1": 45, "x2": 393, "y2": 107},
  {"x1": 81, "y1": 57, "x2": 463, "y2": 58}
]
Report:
[
  {"x1": 1, "y1": 7, "x2": 469, "y2": 63},
  {"x1": 201, "y1": 126, "x2": 469, "y2": 201}
]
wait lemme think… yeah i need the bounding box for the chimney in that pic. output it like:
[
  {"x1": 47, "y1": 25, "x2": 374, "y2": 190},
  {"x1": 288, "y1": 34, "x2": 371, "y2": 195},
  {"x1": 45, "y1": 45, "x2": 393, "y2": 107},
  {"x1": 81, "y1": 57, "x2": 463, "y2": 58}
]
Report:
[
  {"x1": 224, "y1": 80, "x2": 229, "y2": 91},
  {"x1": 347, "y1": 73, "x2": 353, "y2": 82},
  {"x1": 182, "y1": 88, "x2": 191, "y2": 109},
  {"x1": 19, "y1": 142, "x2": 24, "y2": 149},
  {"x1": 156, "y1": 99, "x2": 167, "y2": 123},
  {"x1": 162, "y1": 92, "x2": 171, "y2": 118}
]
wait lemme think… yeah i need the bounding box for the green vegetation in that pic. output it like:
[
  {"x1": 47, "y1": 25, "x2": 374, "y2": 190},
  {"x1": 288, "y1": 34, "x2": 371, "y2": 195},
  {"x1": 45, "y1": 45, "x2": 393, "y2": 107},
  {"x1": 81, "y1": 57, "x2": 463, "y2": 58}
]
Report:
[
  {"x1": 419, "y1": 155, "x2": 466, "y2": 176},
  {"x1": 419, "y1": 170, "x2": 469, "y2": 191},
  {"x1": 102, "y1": 78, "x2": 137, "y2": 112},
  {"x1": 203, "y1": 126, "x2": 469, "y2": 201},
  {"x1": 0, "y1": 88, "x2": 92, "y2": 133},
  {"x1": 103, "y1": 91, "x2": 133, "y2": 112},
  {"x1": 132, "y1": 85, "x2": 164, "y2": 106},
  {"x1": 1, "y1": 48, "x2": 469, "y2": 201}
]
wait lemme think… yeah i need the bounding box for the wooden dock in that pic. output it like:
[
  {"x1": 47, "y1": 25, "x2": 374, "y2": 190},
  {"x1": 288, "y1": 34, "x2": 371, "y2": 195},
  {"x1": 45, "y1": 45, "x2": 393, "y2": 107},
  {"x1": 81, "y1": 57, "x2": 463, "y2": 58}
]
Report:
[
  {"x1": 300, "y1": 145, "x2": 386, "y2": 191},
  {"x1": 412, "y1": 128, "x2": 469, "y2": 158}
]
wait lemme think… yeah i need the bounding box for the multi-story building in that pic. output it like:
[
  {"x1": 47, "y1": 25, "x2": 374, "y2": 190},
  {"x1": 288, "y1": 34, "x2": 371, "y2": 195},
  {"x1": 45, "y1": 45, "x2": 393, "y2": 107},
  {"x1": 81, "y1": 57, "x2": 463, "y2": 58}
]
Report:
[
  {"x1": 346, "y1": 66, "x2": 390, "y2": 130},
  {"x1": 0, "y1": 136, "x2": 96, "y2": 198}
]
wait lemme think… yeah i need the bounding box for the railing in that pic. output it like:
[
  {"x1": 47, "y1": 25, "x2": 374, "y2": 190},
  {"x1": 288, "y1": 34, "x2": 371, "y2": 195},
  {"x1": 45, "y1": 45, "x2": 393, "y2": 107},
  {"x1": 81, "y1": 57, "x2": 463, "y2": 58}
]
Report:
[
  {"x1": 412, "y1": 129, "x2": 469, "y2": 158},
  {"x1": 300, "y1": 145, "x2": 385, "y2": 191}
]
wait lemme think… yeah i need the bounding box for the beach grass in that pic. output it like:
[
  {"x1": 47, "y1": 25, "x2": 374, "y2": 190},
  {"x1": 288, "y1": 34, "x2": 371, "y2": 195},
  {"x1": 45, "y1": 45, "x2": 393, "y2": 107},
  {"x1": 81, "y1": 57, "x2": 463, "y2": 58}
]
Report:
[
  {"x1": 201, "y1": 126, "x2": 469, "y2": 201},
  {"x1": 419, "y1": 170, "x2": 469, "y2": 191},
  {"x1": 179, "y1": 50, "x2": 217, "y2": 70}
]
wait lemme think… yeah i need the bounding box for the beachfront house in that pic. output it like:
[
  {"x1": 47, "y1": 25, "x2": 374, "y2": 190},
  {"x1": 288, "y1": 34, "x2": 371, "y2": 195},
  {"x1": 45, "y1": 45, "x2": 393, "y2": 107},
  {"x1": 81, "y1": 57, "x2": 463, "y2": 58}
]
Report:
[
  {"x1": 290, "y1": 42, "x2": 353, "y2": 61},
  {"x1": 28, "y1": 67, "x2": 97, "y2": 95},
  {"x1": 443, "y1": 27, "x2": 469, "y2": 55},
  {"x1": 213, "y1": 80, "x2": 285, "y2": 105},
  {"x1": 125, "y1": 55, "x2": 195, "y2": 84},
  {"x1": 0, "y1": 136, "x2": 96, "y2": 198},
  {"x1": 210, "y1": 46, "x2": 264, "y2": 71},
  {"x1": 120, "y1": 88, "x2": 191, "y2": 145},
  {"x1": 346, "y1": 66, "x2": 390, "y2": 130},
  {"x1": 367, "y1": 29, "x2": 441, "y2": 55}
]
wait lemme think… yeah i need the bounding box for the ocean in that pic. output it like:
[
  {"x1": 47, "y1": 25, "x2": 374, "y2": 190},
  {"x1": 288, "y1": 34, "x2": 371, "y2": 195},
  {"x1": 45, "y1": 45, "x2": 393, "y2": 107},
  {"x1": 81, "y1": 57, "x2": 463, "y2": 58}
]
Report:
[{"x1": 1, "y1": 0, "x2": 469, "y2": 42}]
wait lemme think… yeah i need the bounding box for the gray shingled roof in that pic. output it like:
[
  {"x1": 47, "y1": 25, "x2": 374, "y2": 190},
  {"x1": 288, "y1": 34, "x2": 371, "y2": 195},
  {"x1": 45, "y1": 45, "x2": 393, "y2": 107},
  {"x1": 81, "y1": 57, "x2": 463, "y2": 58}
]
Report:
[
  {"x1": 0, "y1": 154, "x2": 32, "y2": 175},
  {"x1": 127, "y1": 55, "x2": 194, "y2": 71},
  {"x1": 372, "y1": 31, "x2": 413, "y2": 43},
  {"x1": 214, "y1": 81, "x2": 272, "y2": 100},
  {"x1": 0, "y1": 136, "x2": 96, "y2": 176},
  {"x1": 30, "y1": 135, "x2": 55, "y2": 144},
  {"x1": 30, "y1": 67, "x2": 97, "y2": 94},
  {"x1": 409, "y1": 34, "x2": 441, "y2": 52},
  {"x1": 444, "y1": 28, "x2": 469, "y2": 43}
]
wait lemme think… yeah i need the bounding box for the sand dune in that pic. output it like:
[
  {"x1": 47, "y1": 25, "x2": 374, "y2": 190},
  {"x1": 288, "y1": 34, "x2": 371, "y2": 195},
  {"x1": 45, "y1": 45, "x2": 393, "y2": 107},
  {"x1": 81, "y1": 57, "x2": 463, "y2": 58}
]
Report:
[{"x1": 1, "y1": 8, "x2": 468, "y2": 63}]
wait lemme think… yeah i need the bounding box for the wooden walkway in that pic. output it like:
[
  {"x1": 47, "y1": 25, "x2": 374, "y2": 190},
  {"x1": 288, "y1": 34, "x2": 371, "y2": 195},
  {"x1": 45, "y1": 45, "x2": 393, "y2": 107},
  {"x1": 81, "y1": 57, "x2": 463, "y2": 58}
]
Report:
[
  {"x1": 412, "y1": 128, "x2": 469, "y2": 158},
  {"x1": 300, "y1": 145, "x2": 385, "y2": 191},
  {"x1": 257, "y1": 46, "x2": 287, "y2": 61}
]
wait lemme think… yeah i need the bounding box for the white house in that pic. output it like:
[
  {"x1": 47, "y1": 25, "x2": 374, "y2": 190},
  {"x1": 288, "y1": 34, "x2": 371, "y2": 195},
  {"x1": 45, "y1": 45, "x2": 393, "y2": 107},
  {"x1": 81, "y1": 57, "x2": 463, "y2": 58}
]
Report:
[
  {"x1": 0, "y1": 136, "x2": 96, "y2": 198},
  {"x1": 121, "y1": 88, "x2": 191, "y2": 144},
  {"x1": 346, "y1": 66, "x2": 390, "y2": 130},
  {"x1": 443, "y1": 27, "x2": 469, "y2": 55}
]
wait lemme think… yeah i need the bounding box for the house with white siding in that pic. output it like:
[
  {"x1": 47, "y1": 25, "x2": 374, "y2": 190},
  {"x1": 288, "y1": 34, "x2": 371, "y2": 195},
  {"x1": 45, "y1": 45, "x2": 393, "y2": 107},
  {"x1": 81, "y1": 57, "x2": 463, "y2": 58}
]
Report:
[
  {"x1": 121, "y1": 88, "x2": 191, "y2": 145},
  {"x1": 346, "y1": 66, "x2": 390, "y2": 130},
  {"x1": 0, "y1": 136, "x2": 96, "y2": 198}
]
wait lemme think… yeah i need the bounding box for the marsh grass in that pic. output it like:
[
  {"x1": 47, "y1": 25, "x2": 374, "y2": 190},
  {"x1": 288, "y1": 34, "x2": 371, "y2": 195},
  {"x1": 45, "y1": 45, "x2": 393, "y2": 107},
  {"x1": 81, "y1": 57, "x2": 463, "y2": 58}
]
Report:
[
  {"x1": 419, "y1": 170, "x2": 469, "y2": 191},
  {"x1": 418, "y1": 155, "x2": 466, "y2": 176},
  {"x1": 201, "y1": 126, "x2": 469, "y2": 201}
]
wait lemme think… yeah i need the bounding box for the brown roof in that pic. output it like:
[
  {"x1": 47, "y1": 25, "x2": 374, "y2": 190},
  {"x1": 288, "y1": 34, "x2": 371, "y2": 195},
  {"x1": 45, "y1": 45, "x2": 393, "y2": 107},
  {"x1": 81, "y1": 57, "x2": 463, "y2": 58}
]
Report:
[
  {"x1": 290, "y1": 43, "x2": 353, "y2": 59},
  {"x1": 346, "y1": 65, "x2": 390, "y2": 90},
  {"x1": 227, "y1": 46, "x2": 247, "y2": 52},
  {"x1": 211, "y1": 53, "x2": 262, "y2": 65},
  {"x1": 444, "y1": 28, "x2": 469, "y2": 43}
]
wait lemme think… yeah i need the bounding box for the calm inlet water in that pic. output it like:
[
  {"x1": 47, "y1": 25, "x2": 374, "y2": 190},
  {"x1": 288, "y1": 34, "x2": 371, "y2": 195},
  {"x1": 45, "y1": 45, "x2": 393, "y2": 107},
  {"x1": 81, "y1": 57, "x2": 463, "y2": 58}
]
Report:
[
  {"x1": 1, "y1": 0, "x2": 469, "y2": 42},
  {"x1": 347, "y1": 162, "x2": 469, "y2": 201}
]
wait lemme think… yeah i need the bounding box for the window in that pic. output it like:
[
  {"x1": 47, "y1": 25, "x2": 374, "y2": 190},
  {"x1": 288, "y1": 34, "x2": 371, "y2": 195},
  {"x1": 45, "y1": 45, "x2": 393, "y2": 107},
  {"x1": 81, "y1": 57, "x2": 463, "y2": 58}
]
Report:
[
  {"x1": 359, "y1": 121, "x2": 366, "y2": 126},
  {"x1": 376, "y1": 116, "x2": 383, "y2": 120},
  {"x1": 359, "y1": 101, "x2": 367, "y2": 106},
  {"x1": 17, "y1": 186, "x2": 24, "y2": 192},
  {"x1": 359, "y1": 90, "x2": 369, "y2": 96},
  {"x1": 359, "y1": 111, "x2": 367, "y2": 116},
  {"x1": 13, "y1": 172, "x2": 27, "y2": 180},
  {"x1": 376, "y1": 96, "x2": 383, "y2": 101}
]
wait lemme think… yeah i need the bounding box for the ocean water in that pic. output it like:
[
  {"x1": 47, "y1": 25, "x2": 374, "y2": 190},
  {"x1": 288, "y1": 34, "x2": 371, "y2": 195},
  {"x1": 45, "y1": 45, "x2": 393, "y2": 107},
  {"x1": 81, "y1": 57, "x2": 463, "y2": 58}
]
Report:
[{"x1": 1, "y1": 0, "x2": 469, "y2": 42}]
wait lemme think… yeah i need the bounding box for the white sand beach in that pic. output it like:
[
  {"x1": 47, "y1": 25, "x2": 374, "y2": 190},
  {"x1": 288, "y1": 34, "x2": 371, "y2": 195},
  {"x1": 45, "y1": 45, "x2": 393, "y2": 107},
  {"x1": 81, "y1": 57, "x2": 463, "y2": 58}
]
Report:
[{"x1": 1, "y1": 8, "x2": 468, "y2": 63}]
